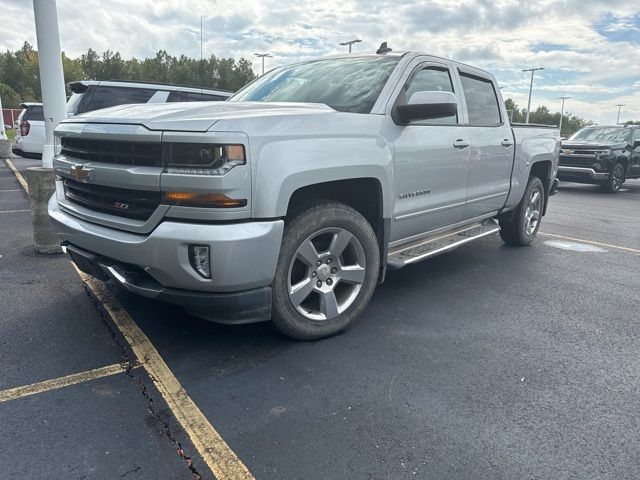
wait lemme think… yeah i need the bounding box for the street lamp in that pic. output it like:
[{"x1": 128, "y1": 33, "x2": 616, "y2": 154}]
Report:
[
  {"x1": 615, "y1": 104, "x2": 625, "y2": 124},
  {"x1": 557, "y1": 96, "x2": 572, "y2": 136},
  {"x1": 522, "y1": 67, "x2": 545, "y2": 124},
  {"x1": 339, "y1": 39, "x2": 362, "y2": 53},
  {"x1": 254, "y1": 53, "x2": 272, "y2": 75}
]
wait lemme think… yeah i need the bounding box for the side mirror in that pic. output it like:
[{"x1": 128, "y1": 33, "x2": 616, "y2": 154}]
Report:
[
  {"x1": 633, "y1": 140, "x2": 640, "y2": 149},
  {"x1": 395, "y1": 91, "x2": 458, "y2": 125}
]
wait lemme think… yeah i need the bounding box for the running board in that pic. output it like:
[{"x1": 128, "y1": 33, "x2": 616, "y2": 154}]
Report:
[{"x1": 387, "y1": 220, "x2": 500, "y2": 269}]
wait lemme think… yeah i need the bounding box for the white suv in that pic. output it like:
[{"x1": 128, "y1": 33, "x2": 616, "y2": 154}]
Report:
[{"x1": 12, "y1": 103, "x2": 45, "y2": 159}]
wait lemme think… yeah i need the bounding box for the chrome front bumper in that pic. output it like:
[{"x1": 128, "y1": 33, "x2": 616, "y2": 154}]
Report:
[
  {"x1": 48, "y1": 194, "x2": 284, "y2": 293},
  {"x1": 557, "y1": 166, "x2": 609, "y2": 181}
]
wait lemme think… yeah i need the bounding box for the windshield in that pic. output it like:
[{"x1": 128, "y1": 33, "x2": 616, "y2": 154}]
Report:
[
  {"x1": 568, "y1": 127, "x2": 630, "y2": 143},
  {"x1": 229, "y1": 56, "x2": 400, "y2": 113}
]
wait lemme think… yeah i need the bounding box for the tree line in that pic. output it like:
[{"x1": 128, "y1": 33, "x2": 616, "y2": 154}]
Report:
[
  {"x1": 0, "y1": 42, "x2": 256, "y2": 108},
  {"x1": 504, "y1": 98, "x2": 593, "y2": 136},
  {"x1": 1, "y1": 43, "x2": 636, "y2": 135}
]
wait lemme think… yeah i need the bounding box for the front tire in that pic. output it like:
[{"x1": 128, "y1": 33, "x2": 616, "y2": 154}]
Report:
[
  {"x1": 271, "y1": 201, "x2": 380, "y2": 340},
  {"x1": 499, "y1": 176, "x2": 545, "y2": 246},
  {"x1": 601, "y1": 163, "x2": 625, "y2": 193}
]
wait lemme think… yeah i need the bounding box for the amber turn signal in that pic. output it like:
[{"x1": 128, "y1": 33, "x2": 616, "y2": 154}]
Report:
[{"x1": 163, "y1": 191, "x2": 247, "y2": 208}]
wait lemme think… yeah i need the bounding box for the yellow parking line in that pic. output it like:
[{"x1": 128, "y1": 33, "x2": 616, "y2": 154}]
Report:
[
  {"x1": 0, "y1": 363, "x2": 133, "y2": 403},
  {"x1": 77, "y1": 268, "x2": 255, "y2": 480},
  {"x1": 539, "y1": 232, "x2": 640, "y2": 254},
  {"x1": 7, "y1": 160, "x2": 254, "y2": 479},
  {"x1": 4, "y1": 159, "x2": 29, "y2": 192},
  {"x1": 0, "y1": 209, "x2": 29, "y2": 214}
]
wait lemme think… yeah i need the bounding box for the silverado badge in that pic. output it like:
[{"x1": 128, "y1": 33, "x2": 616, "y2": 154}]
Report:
[{"x1": 70, "y1": 164, "x2": 93, "y2": 183}]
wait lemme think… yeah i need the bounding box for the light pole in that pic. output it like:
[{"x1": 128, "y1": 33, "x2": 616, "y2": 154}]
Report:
[
  {"x1": 339, "y1": 39, "x2": 362, "y2": 53},
  {"x1": 522, "y1": 67, "x2": 545, "y2": 124},
  {"x1": 33, "y1": 0, "x2": 67, "y2": 167},
  {"x1": 615, "y1": 104, "x2": 625, "y2": 124},
  {"x1": 254, "y1": 53, "x2": 272, "y2": 75},
  {"x1": 557, "y1": 96, "x2": 571, "y2": 136}
]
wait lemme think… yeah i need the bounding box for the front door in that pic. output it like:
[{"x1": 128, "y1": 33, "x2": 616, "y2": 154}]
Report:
[
  {"x1": 390, "y1": 62, "x2": 470, "y2": 242},
  {"x1": 630, "y1": 128, "x2": 640, "y2": 178},
  {"x1": 458, "y1": 71, "x2": 514, "y2": 218}
]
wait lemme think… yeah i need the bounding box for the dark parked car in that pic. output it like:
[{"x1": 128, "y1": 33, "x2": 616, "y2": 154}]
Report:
[{"x1": 557, "y1": 125, "x2": 640, "y2": 192}]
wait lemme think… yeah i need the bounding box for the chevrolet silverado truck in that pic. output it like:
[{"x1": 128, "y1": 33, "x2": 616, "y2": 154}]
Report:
[
  {"x1": 557, "y1": 125, "x2": 640, "y2": 193},
  {"x1": 49, "y1": 51, "x2": 560, "y2": 340}
]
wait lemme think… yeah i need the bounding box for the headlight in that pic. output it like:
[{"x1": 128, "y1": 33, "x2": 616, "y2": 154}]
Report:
[
  {"x1": 54, "y1": 136, "x2": 62, "y2": 156},
  {"x1": 164, "y1": 143, "x2": 245, "y2": 175}
]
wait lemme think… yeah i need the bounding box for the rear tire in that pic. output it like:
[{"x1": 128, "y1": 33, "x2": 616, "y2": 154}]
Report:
[
  {"x1": 499, "y1": 176, "x2": 545, "y2": 246},
  {"x1": 601, "y1": 163, "x2": 625, "y2": 193},
  {"x1": 271, "y1": 201, "x2": 380, "y2": 340}
]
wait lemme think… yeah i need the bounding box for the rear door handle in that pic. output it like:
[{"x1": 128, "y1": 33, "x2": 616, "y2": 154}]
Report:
[
  {"x1": 453, "y1": 139, "x2": 470, "y2": 149},
  {"x1": 501, "y1": 138, "x2": 514, "y2": 147}
]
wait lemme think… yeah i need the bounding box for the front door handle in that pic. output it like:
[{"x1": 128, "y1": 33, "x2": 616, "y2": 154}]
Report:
[
  {"x1": 453, "y1": 139, "x2": 470, "y2": 149},
  {"x1": 501, "y1": 138, "x2": 514, "y2": 147}
]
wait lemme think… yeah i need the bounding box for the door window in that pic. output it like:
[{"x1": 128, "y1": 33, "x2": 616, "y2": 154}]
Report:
[
  {"x1": 632, "y1": 128, "x2": 640, "y2": 145},
  {"x1": 400, "y1": 66, "x2": 457, "y2": 124},
  {"x1": 85, "y1": 86, "x2": 156, "y2": 112},
  {"x1": 459, "y1": 73, "x2": 501, "y2": 125}
]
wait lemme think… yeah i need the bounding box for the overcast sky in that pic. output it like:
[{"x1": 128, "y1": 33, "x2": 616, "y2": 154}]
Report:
[{"x1": 1, "y1": 0, "x2": 639, "y2": 123}]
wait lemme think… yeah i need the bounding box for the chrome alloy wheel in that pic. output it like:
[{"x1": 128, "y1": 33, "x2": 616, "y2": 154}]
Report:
[
  {"x1": 611, "y1": 165, "x2": 624, "y2": 191},
  {"x1": 524, "y1": 188, "x2": 542, "y2": 236},
  {"x1": 287, "y1": 227, "x2": 366, "y2": 321}
]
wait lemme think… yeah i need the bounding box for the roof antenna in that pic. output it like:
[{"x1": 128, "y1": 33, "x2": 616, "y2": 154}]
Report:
[{"x1": 376, "y1": 42, "x2": 392, "y2": 54}]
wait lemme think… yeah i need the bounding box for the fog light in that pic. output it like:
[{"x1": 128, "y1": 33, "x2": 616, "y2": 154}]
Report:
[{"x1": 189, "y1": 245, "x2": 211, "y2": 278}]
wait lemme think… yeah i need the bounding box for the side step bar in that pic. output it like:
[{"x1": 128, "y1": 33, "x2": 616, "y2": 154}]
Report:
[{"x1": 387, "y1": 220, "x2": 500, "y2": 269}]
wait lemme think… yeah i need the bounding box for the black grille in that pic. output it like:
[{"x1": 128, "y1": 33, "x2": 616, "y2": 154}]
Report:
[
  {"x1": 63, "y1": 178, "x2": 162, "y2": 221},
  {"x1": 61, "y1": 138, "x2": 163, "y2": 167},
  {"x1": 558, "y1": 155, "x2": 598, "y2": 168}
]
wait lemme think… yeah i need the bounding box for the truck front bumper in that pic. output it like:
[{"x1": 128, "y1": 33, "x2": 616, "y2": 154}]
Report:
[
  {"x1": 49, "y1": 195, "x2": 284, "y2": 323},
  {"x1": 557, "y1": 166, "x2": 609, "y2": 182}
]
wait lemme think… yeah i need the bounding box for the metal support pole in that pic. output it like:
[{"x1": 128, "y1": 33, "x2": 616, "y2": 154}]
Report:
[
  {"x1": 526, "y1": 70, "x2": 534, "y2": 124},
  {"x1": 523, "y1": 67, "x2": 544, "y2": 124},
  {"x1": 616, "y1": 105, "x2": 624, "y2": 125},
  {"x1": 33, "y1": 0, "x2": 67, "y2": 168},
  {"x1": 0, "y1": 94, "x2": 6, "y2": 140}
]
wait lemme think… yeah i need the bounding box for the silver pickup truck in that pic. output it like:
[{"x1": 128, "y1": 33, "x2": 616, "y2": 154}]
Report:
[{"x1": 49, "y1": 51, "x2": 560, "y2": 340}]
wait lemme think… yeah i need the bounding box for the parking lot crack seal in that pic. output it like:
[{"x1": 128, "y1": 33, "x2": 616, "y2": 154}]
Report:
[{"x1": 80, "y1": 278, "x2": 205, "y2": 480}]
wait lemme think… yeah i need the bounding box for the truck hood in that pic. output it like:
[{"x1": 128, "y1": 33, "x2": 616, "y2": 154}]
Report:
[
  {"x1": 62, "y1": 101, "x2": 336, "y2": 132},
  {"x1": 561, "y1": 141, "x2": 626, "y2": 150}
]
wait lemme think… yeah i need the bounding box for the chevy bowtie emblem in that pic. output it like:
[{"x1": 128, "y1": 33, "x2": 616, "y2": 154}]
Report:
[{"x1": 69, "y1": 164, "x2": 93, "y2": 183}]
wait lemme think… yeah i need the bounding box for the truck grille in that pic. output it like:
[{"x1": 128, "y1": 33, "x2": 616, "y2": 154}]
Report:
[
  {"x1": 558, "y1": 154, "x2": 598, "y2": 168},
  {"x1": 61, "y1": 138, "x2": 163, "y2": 167},
  {"x1": 63, "y1": 178, "x2": 162, "y2": 221}
]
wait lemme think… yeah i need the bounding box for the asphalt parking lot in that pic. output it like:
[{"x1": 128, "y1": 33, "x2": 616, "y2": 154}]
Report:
[{"x1": 1, "y1": 156, "x2": 639, "y2": 480}]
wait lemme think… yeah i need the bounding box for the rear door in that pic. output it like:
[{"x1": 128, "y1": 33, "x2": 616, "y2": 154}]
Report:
[
  {"x1": 458, "y1": 71, "x2": 514, "y2": 218},
  {"x1": 390, "y1": 60, "x2": 471, "y2": 241}
]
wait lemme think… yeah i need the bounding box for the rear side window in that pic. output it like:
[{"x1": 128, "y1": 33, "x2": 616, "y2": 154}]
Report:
[
  {"x1": 167, "y1": 91, "x2": 187, "y2": 102},
  {"x1": 402, "y1": 66, "x2": 457, "y2": 125},
  {"x1": 23, "y1": 106, "x2": 44, "y2": 121},
  {"x1": 188, "y1": 92, "x2": 225, "y2": 101},
  {"x1": 459, "y1": 73, "x2": 501, "y2": 125},
  {"x1": 84, "y1": 86, "x2": 156, "y2": 113},
  {"x1": 632, "y1": 129, "x2": 640, "y2": 144}
]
